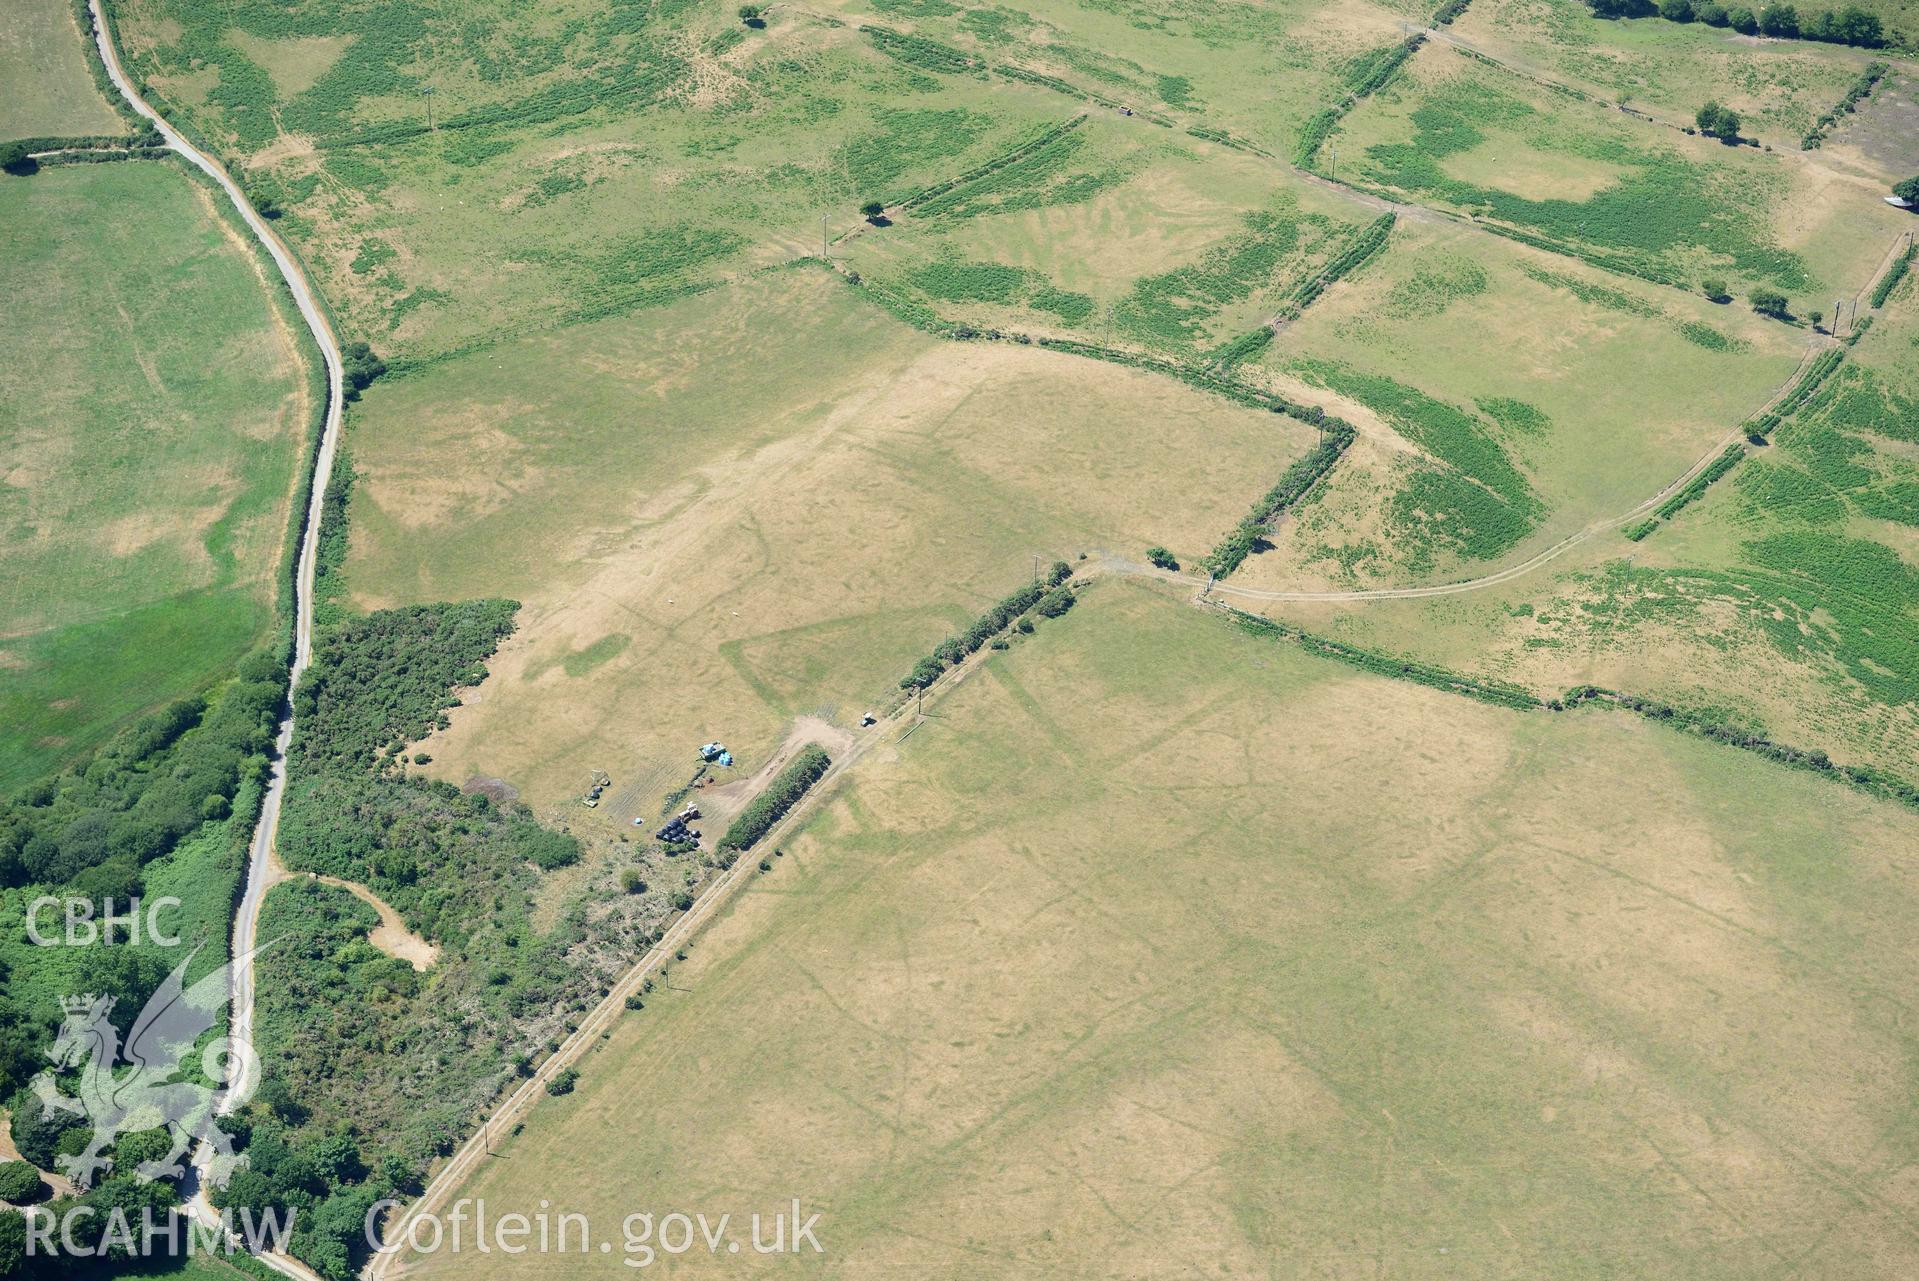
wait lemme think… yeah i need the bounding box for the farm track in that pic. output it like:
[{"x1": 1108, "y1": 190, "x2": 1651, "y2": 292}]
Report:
[
  {"x1": 88, "y1": 4, "x2": 341, "y2": 1279},
  {"x1": 69, "y1": 4, "x2": 1918, "y2": 1274},
  {"x1": 364, "y1": 670, "x2": 979, "y2": 1279}
]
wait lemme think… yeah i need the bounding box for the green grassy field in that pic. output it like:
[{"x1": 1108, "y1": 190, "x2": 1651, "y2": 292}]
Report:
[
  {"x1": 1451, "y1": 0, "x2": 1897, "y2": 143},
  {"x1": 1230, "y1": 216, "x2": 1801, "y2": 582},
  {"x1": 0, "y1": 160, "x2": 311, "y2": 790},
  {"x1": 0, "y1": 0, "x2": 122, "y2": 139},
  {"x1": 1242, "y1": 251, "x2": 1919, "y2": 799},
  {"x1": 404, "y1": 579, "x2": 1919, "y2": 1278},
  {"x1": 1322, "y1": 36, "x2": 1909, "y2": 303}
]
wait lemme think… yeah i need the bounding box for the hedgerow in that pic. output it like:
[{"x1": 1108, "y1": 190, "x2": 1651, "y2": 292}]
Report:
[
  {"x1": 860, "y1": 25, "x2": 985, "y2": 77},
  {"x1": 900, "y1": 563, "x2": 1075, "y2": 688},
  {"x1": 908, "y1": 123, "x2": 1123, "y2": 220},
  {"x1": 1800, "y1": 63, "x2": 1887, "y2": 150},
  {"x1": 1226, "y1": 608, "x2": 1919, "y2": 813},
  {"x1": 1227, "y1": 608, "x2": 1543, "y2": 710},
  {"x1": 1296, "y1": 36, "x2": 1423, "y2": 166},
  {"x1": 1204, "y1": 424, "x2": 1357, "y2": 577},
  {"x1": 1869, "y1": 241, "x2": 1914, "y2": 309},
  {"x1": 1283, "y1": 213, "x2": 1394, "y2": 318},
  {"x1": 1116, "y1": 205, "x2": 1336, "y2": 349},
  {"x1": 1741, "y1": 348, "x2": 1844, "y2": 441},
  {"x1": 718, "y1": 747, "x2": 831, "y2": 851},
  {"x1": 1654, "y1": 442, "x2": 1746, "y2": 520}
]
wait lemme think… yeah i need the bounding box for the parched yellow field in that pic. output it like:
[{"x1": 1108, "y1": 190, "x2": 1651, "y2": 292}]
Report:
[
  {"x1": 342, "y1": 270, "x2": 1312, "y2": 815},
  {"x1": 404, "y1": 580, "x2": 1919, "y2": 1279}
]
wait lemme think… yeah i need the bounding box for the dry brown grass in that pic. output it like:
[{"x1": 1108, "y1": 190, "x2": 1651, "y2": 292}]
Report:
[{"x1": 399, "y1": 580, "x2": 1919, "y2": 1279}]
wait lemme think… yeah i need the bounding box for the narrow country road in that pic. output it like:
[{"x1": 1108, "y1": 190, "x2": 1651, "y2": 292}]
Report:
[{"x1": 87, "y1": 4, "x2": 343, "y2": 1279}]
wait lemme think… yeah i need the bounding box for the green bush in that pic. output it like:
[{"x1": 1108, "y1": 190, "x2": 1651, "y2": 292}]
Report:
[
  {"x1": 546, "y1": 1068, "x2": 578, "y2": 1096},
  {"x1": 718, "y1": 747, "x2": 830, "y2": 852},
  {"x1": 1145, "y1": 546, "x2": 1179, "y2": 570},
  {"x1": 0, "y1": 142, "x2": 37, "y2": 177},
  {"x1": 1750, "y1": 288, "x2": 1790, "y2": 317},
  {"x1": 1696, "y1": 101, "x2": 1741, "y2": 141},
  {"x1": 0, "y1": 1162, "x2": 44, "y2": 1205}
]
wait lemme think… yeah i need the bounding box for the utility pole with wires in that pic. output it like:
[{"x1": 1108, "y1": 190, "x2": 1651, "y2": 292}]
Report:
[
  {"x1": 822, "y1": 213, "x2": 829, "y2": 261},
  {"x1": 423, "y1": 85, "x2": 435, "y2": 130}
]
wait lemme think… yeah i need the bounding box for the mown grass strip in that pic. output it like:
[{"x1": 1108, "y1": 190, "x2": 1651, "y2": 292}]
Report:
[{"x1": 718, "y1": 746, "x2": 832, "y2": 852}]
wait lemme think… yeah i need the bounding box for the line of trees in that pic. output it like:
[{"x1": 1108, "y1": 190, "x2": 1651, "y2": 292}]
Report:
[
  {"x1": 717, "y1": 747, "x2": 832, "y2": 853},
  {"x1": 1588, "y1": 0, "x2": 1884, "y2": 45},
  {"x1": 900, "y1": 562, "x2": 1075, "y2": 690}
]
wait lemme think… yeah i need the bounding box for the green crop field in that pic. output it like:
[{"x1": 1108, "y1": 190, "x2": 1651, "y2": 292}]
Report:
[
  {"x1": 403, "y1": 580, "x2": 1919, "y2": 1279},
  {"x1": 0, "y1": 160, "x2": 312, "y2": 790},
  {"x1": 0, "y1": 0, "x2": 122, "y2": 139}
]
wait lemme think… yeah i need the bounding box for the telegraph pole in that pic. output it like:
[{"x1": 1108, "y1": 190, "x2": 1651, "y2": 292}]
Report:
[
  {"x1": 423, "y1": 85, "x2": 434, "y2": 130},
  {"x1": 822, "y1": 213, "x2": 829, "y2": 260}
]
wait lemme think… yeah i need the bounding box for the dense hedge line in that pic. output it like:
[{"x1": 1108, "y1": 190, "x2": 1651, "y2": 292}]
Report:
[
  {"x1": 1227, "y1": 609, "x2": 1544, "y2": 710},
  {"x1": 1870, "y1": 241, "x2": 1914, "y2": 309},
  {"x1": 1585, "y1": 0, "x2": 1885, "y2": 45},
  {"x1": 1565, "y1": 687, "x2": 1919, "y2": 809},
  {"x1": 1223, "y1": 608, "x2": 1919, "y2": 812},
  {"x1": 1285, "y1": 213, "x2": 1395, "y2": 317},
  {"x1": 1654, "y1": 442, "x2": 1746, "y2": 520},
  {"x1": 860, "y1": 24, "x2": 985, "y2": 77},
  {"x1": 897, "y1": 115, "x2": 1087, "y2": 212},
  {"x1": 1296, "y1": 37, "x2": 1424, "y2": 166},
  {"x1": 1801, "y1": 62, "x2": 1887, "y2": 149},
  {"x1": 1204, "y1": 424, "x2": 1358, "y2": 576},
  {"x1": 901, "y1": 563, "x2": 1076, "y2": 689},
  {"x1": 718, "y1": 747, "x2": 832, "y2": 852},
  {"x1": 1743, "y1": 348, "x2": 1844, "y2": 441}
]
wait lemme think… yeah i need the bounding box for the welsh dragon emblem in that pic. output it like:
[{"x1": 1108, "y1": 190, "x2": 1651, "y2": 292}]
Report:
[{"x1": 30, "y1": 945, "x2": 262, "y2": 1190}]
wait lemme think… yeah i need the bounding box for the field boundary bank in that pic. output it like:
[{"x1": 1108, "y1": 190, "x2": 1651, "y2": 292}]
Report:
[{"x1": 1216, "y1": 602, "x2": 1919, "y2": 811}]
